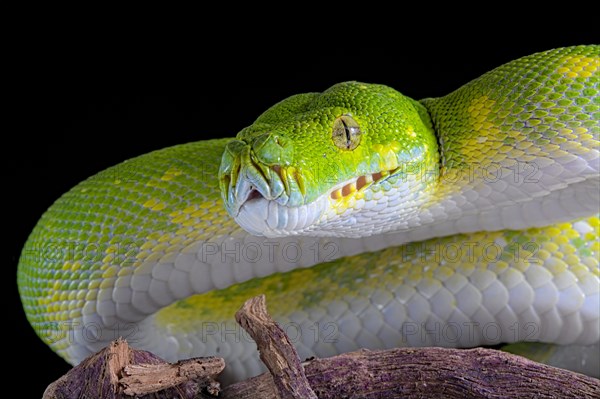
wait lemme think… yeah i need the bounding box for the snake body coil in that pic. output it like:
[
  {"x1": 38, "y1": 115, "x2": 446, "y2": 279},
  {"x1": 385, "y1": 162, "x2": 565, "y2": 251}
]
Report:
[{"x1": 18, "y1": 46, "x2": 600, "y2": 380}]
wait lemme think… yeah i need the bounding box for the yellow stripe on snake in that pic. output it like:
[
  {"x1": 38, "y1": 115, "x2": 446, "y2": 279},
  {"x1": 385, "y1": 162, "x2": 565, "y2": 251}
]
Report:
[{"x1": 18, "y1": 46, "x2": 600, "y2": 381}]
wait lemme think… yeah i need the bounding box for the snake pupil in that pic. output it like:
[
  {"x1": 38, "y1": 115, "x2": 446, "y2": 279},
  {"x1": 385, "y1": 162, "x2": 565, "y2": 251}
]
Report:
[
  {"x1": 332, "y1": 115, "x2": 361, "y2": 150},
  {"x1": 341, "y1": 118, "x2": 351, "y2": 148}
]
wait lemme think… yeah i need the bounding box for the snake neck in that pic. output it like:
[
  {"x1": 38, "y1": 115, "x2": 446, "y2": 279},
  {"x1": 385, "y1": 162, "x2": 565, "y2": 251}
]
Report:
[{"x1": 416, "y1": 46, "x2": 599, "y2": 237}]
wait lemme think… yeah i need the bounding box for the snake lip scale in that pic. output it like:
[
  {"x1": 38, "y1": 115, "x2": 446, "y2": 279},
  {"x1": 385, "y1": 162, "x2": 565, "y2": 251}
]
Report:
[
  {"x1": 17, "y1": 45, "x2": 600, "y2": 382},
  {"x1": 236, "y1": 166, "x2": 403, "y2": 236}
]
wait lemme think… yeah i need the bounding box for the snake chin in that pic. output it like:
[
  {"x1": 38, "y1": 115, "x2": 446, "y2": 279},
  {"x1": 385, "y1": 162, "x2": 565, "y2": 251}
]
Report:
[{"x1": 236, "y1": 193, "x2": 328, "y2": 237}]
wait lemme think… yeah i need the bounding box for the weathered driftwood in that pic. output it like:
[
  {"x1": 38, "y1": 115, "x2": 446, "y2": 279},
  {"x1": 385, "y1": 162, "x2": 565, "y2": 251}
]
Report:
[
  {"x1": 224, "y1": 346, "x2": 600, "y2": 398},
  {"x1": 42, "y1": 338, "x2": 224, "y2": 398},
  {"x1": 235, "y1": 295, "x2": 318, "y2": 399},
  {"x1": 44, "y1": 295, "x2": 600, "y2": 399}
]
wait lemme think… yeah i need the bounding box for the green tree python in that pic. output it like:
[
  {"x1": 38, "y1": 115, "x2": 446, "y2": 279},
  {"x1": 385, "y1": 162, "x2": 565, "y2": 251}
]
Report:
[{"x1": 17, "y1": 45, "x2": 600, "y2": 381}]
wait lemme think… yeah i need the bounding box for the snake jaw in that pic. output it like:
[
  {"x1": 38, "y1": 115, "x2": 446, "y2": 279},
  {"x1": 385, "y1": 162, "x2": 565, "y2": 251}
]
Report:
[
  {"x1": 229, "y1": 162, "x2": 418, "y2": 237},
  {"x1": 227, "y1": 165, "x2": 329, "y2": 237},
  {"x1": 219, "y1": 141, "x2": 328, "y2": 236}
]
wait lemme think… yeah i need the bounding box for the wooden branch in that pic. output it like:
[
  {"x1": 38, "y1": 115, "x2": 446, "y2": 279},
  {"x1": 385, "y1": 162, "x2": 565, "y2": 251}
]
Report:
[
  {"x1": 120, "y1": 357, "x2": 223, "y2": 396},
  {"x1": 224, "y1": 347, "x2": 600, "y2": 398},
  {"x1": 226, "y1": 295, "x2": 600, "y2": 399},
  {"x1": 42, "y1": 338, "x2": 224, "y2": 399},
  {"x1": 43, "y1": 295, "x2": 600, "y2": 398},
  {"x1": 234, "y1": 295, "x2": 318, "y2": 399}
]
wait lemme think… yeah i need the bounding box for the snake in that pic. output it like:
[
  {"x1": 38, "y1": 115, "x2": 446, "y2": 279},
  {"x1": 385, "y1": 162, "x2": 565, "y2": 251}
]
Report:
[{"x1": 18, "y1": 45, "x2": 600, "y2": 382}]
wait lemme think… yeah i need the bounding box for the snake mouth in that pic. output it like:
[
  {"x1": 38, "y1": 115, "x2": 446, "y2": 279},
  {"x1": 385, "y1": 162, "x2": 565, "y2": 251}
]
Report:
[
  {"x1": 239, "y1": 165, "x2": 399, "y2": 206},
  {"x1": 243, "y1": 187, "x2": 264, "y2": 204},
  {"x1": 232, "y1": 163, "x2": 324, "y2": 236},
  {"x1": 232, "y1": 165, "x2": 403, "y2": 236},
  {"x1": 234, "y1": 163, "x2": 295, "y2": 210}
]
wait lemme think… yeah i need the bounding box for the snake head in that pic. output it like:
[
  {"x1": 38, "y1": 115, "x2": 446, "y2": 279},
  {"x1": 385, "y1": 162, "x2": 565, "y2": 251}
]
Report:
[{"x1": 219, "y1": 81, "x2": 439, "y2": 237}]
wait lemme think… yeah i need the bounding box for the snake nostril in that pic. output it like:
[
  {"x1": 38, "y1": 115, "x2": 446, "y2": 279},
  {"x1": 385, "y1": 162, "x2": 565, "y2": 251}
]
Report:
[
  {"x1": 273, "y1": 135, "x2": 283, "y2": 147},
  {"x1": 264, "y1": 133, "x2": 285, "y2": 150}
]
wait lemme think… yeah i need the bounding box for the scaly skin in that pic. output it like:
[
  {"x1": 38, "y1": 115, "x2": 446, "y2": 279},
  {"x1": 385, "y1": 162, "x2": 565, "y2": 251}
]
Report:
[{"x1": 18, "y1": 46, "x2": 599, "y2": 381}]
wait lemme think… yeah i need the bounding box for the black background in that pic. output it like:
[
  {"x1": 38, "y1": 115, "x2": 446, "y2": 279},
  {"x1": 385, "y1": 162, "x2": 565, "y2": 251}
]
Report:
[{"x1": 10, "y1": 31, "x2": 598, "y2": 396}]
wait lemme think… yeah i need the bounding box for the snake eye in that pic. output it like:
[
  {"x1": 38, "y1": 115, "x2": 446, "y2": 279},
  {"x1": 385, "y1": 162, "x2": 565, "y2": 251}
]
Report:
[{"x1": 332, "y1": 115, "x2": 362, "y2": 150}]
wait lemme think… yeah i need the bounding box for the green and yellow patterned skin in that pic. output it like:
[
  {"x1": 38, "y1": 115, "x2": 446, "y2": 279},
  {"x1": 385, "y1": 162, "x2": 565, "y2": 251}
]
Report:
[{"x1": 18, "y1": 46, "x2": 599, "y2": 380}]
